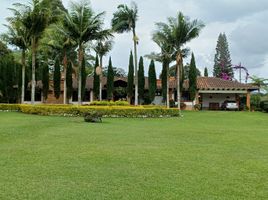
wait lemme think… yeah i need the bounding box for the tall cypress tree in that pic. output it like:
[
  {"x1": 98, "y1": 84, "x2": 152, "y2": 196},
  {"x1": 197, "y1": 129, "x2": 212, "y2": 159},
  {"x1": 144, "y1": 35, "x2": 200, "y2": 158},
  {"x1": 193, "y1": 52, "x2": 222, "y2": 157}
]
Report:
[
  {"x1": 81, "y1": 57, "x2": 87, "y2": 100},
  {"x1": 93, "y1": 55, "x2": 100, "y2": 99},
  {"x1": 161, "y1": 59, "x2": 168, "y2": 102},
  {"x1": 53, "y1": 58, "x2": 61, "y2": 99},
  {"x1": 107, "y1": 57, "x2": 114, "y2": 100},
  {"x1": 138, "y1": 56, "x2": 145, "y2": 102},
  {"x1": 213, "y1": 33, "x2": 233, "y2": 79},
  {"x1": 127, "y1": 51, "x2": 134, "y2": 101},
  {"x1": 148, "y1": 60, "x2": 157, "y2": 103},
  {"x1": 189, "y1": 53, "x2": 197, "y2": 101},
  {"x1": 42, "y1": 62, "x2": 49, "y2": 101},
  {"x1": 66, "y1": 61, "x2": 73, "y2": 100},
  {"x1": 204, "y1": 67, "x2": 208, "y2": 77}
]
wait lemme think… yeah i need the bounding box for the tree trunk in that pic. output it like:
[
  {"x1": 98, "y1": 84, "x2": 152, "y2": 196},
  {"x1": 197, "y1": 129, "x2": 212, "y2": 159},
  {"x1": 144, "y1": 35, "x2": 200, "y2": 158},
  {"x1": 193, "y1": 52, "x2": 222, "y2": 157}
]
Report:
[
  {"x1": 166, "y1": 62, "x2": 170, "y2": 108},
  {"x1": 99, "y1": 56, "x2": 103, "y2": 101},
  {"x1": 21, "y1": 50, "x2": 26, "y2": 104},
  {"x1": 31, "y1": 38, "x2": 36, "y2": 105},
  {"x1": 133, "y1": 29, "x2": 138, "y2": 106},
  {"x1": 78, "y1": 45, "x2": 83, "y2": 105},
  {"x1": 63, "y1": 51, "x2": 67, "y2": 104},
  {"x1": 176, "y1": 52, "x2": 182, "y2": 114}
]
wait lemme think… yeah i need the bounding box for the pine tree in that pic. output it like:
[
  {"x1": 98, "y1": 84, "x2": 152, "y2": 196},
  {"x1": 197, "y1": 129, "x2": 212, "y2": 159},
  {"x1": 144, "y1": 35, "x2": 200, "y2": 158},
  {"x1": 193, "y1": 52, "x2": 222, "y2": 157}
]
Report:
[
  {"x1": 66, "y1": 61, "x2": 73, "y2": 100},
  {"x1": 107, "y1": 57, "x2": 114, "y2": 100},
  {"x1": 204, "y1": 67, "x2": 208, "y2": 77},
  {"x1": 213, "y1": 33, "x2": 233, "y2": 79},
  {"x1": 93, "y1": 55, "x2": 100, "y2": 99},
  {"x1": 189, "y1": 53, "x2": 197, "y2": 101},
  {"x1": 138, "y1": 56, "x2": 145, "y2": 102},
  {"x1": 127, "y1": 51, "x2": 134, "y2": 101},
  {"x1": 81, "y1": 57, "x2": 87, "y2": 100},
  {"x1": 148, "y1": 60, "x2": 157, "y2": 103},
  {"x1": 42, "y1": 62, "x2": 49, "y2": 101},
  {"x1": 53, "y1": 58, "x2": 61, "y2": 99},
  {"x1": 161, "y1": 60, "x2": 168, "y2": 102}
]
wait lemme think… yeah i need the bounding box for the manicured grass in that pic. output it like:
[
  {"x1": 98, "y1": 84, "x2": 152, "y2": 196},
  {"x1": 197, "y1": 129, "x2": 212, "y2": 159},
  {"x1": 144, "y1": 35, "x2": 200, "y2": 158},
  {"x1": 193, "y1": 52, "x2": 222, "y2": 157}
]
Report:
[{"x1": 0, "y1": 111, "x2": 267, "y2": 200}]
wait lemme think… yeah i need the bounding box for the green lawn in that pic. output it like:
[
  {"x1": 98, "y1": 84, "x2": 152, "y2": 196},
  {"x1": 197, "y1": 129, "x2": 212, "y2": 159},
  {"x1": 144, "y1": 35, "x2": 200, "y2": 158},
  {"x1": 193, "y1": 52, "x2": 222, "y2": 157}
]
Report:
[{"x1": 0, "y1": 111, "x2": 267, "y2": 200}]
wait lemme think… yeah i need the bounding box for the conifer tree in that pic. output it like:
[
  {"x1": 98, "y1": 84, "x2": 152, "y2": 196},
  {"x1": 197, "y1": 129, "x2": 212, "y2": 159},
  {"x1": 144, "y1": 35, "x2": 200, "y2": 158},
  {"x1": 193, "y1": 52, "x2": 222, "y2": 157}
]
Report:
[
  {"x1": 161, "y1": 60, "x2": 168, "y2": 102},
  {"x1": 93, "y1": 55, "x2": 100, "y2": 99},
  {"x1": 189, "y1": 53, "x2": 197, "y2": 101},
  {"x1": 107, "y1": 57, "x2": 114, "y2": 100},
  {"x1": 213, "y1": 33, "x2": 233, "y2": 79},
  {"x1": 42, "y1": 62, "x2": 49, "y2": 101},
  {"x1": 53, "y1": 58, "x2": 61, "y2": 99},
  {"x1": 138, "y1": 56, "x2": 145, "y2": 102},
  {"x1": 204, "y1": 67, "x2": 208, "y2": 77},
  {"x1": 148, "y1": 60, "x2": 157, "y2": 103},
  {"x1": 127, "y1": 51, "x2": 134, "y2": 101},
  {"x1": 66, "y1": 61, "x2": 73, "y2": 100},
  {"x1": 81, "y1": 57, "x2": 87, "y2": 100}
]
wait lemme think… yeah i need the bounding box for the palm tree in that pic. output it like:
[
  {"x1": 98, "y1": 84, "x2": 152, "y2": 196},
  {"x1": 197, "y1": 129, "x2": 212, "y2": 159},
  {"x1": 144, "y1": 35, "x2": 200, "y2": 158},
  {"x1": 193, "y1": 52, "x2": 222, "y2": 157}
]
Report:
[
  {"x1": 62, "y1": 1, "x2": 111, "y2": 105},
  {"x1": 2, "y1": 7, "x2": 30, "y2": 104},
  {"x1": 93, "y1": 39, "x2": 113, "y2": 100},
  {"x1": 166, "y1": 12, "x2": 204, "y2": 110},
  {"x1": 250, "y1": 75, "x2": 268, "y2": 93},
  {"x1": 111, "y1": 2, "x2": 139, "y2": 106},
  {"x1": 15, "y1": 0, "x2": 51, "y2": 104}
]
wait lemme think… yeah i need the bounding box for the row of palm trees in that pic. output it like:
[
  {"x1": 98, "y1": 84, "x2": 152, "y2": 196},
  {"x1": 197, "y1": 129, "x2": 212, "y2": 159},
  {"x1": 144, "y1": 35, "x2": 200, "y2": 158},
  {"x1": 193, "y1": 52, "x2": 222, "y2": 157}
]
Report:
[{"x1": 2, "y1": 0, "x2": 205, "y2": 109}]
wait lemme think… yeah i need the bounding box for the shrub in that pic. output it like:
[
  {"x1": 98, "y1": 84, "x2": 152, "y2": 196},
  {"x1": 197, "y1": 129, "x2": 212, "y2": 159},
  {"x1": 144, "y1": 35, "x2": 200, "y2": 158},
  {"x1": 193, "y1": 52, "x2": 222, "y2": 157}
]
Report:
[
  {"x1": 194, "y1": 104, "x2": 201, "y2": 111},
  {"x1": 260, "y1": 100, "x2": 268, "y2": 112},
  {"x1": 180, "y1": 103, "x2": 186, "y2": 110},
  {"x1": 89, "y1": 100, "x2": 129, "y2": 106},
  {"x1": 84, "y1": 111, "x2": 102, "y2": 123},
  {"x1": 0, "y1": 104, "x2": 21, "y2": 111}
]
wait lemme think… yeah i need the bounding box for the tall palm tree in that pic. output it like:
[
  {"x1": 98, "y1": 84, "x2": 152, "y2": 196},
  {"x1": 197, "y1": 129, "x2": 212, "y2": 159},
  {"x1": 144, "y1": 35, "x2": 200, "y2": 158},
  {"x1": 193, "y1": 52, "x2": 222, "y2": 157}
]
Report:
[
  {"x1": 16, "y1": 0, "x2": 51, "y2": 104},
  {"x1": 111, "y1": 2, "x2": 139, "y2": 106},
  {"x1": 3, "y1": 7, "x2": 30, "y2": 104},
  {"x1": 250, "y1": 75, "x2": 268, "y2": 94},
  {"x1": 93, "y1": 39, "x2": 113, "y2": 100},
  {"x1": 167, "y1": 12, "x2": 204, "y2": 110},
  {"x1": 62, "y1": 1, "x2": 111, "y2": 105}
]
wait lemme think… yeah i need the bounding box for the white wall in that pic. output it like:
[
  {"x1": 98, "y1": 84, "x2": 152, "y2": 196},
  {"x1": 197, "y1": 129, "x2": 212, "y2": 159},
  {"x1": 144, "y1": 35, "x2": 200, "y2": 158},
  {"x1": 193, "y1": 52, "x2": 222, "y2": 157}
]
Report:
[{"x1": 202, "y1": 93, "x2": 236, "y2": 108}]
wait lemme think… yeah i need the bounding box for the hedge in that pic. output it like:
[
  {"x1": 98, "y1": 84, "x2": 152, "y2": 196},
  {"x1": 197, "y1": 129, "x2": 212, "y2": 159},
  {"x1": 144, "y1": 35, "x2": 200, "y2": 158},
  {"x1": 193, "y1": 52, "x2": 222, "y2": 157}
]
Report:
[{"x1": 0, "y1": 104, "x2": 180, "y2": 118}]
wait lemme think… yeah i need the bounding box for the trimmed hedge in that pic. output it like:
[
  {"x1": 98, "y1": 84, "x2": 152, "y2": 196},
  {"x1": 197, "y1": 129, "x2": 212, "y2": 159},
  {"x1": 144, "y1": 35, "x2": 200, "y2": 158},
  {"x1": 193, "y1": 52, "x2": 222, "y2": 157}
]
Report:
[
  {"x1": 0, "y1": 104, "x2": 180, "y2": 118},
  {"x1": 89, "y1": 100, "x2": 130, "y2": 106}
]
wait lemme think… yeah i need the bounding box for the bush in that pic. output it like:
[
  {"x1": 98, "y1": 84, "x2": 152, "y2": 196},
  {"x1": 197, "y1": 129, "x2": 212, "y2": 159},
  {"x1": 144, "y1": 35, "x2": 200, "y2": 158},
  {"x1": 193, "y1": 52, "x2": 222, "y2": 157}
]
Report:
[
  {"x1": 0, "y1": 104, "x2": 21, "y2": 111},
  {"x1": 89, "y1": 100, "x2": 129, "y2": 106},
  {"x1": 1, "y1": 104, "x2": 180, "y2": 118},
  {"x1": 180, "y1": 103, "x2": 186, "y2": 110},
  {"x1": 194, "y1": 104, "x2": 201, "y2": 111},
  {"x1": 84, "y1": 111, "x2": 102, "y2": 123},
  {"x1": 260, "y1": 100, "x2": 268, "y2": 112}
]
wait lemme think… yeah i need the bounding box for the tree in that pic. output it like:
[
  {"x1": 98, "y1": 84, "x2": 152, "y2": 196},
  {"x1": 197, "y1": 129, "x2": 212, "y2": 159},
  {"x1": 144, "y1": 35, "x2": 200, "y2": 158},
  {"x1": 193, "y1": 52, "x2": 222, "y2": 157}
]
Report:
[
  {"x1": 66, "y1": 61, "x2": 73, "y2": 100},
  {"x1": 112, "y1": 2, "x2": 139, "y2": 106},
  {"x1": 19, "y1": 0, "x2": 51, "y2": 104},
  {"x1": 53, "y1": 58, "x2": 61, "y2": 99},
  {"x1": 3, "y1": 6, "x2": 30, "y2": 104},
  {"x1": 81, "y1": 57, "x2": 87, "y2": 100},
  {"x1": 162, "y1": 12, "x2": 204, "y2": 111},
  {"x1": 62, "y1": 1, "x2": 111, "y2": 105},
  {"x1": 42, "y1": 62, "x2": 49, "y2": 101},
  {"x1": 93, "y1": 55, "x2": 100, "y2": 99},
  {"x1": 107, "y1": 57, "x2": 114, "y2": 100},
  {"x1": 161, "y1": 60, "x2": 168, "y2": 103},
  {"x1": 213, "y1": 33, "x2": 233, "y2": 79},
  {"x1": 93, "y1": 39, "x2": 113, "y2": 100},
  {"x1": 250, "y1": 75, "x2": 268, "y2": 94},
  {"x1": 204, "y1": 67, "x2": 208, "y2": 77},
  {"x1": 189, "y1": 53, "x2": 197, "y2": 103},
  {"x1": 127, "y1": 51, "x2": 134, "y2": 102},
  {"x1": 138, "y1": 56, "x2": 145, "y2": 102},
  {"x1": 148, "y1": 60, "x2": 157, "y2": 103}
]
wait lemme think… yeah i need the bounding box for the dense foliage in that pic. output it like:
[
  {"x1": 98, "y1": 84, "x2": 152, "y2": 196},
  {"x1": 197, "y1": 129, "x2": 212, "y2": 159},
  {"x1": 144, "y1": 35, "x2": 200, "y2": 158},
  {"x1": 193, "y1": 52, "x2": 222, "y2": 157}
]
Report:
[
  {"x1": 148, "y1": 60, "x2": 157, "y2": 103},
  {"x1": 106, "y1": 57, "x2": 114, "y2": 100},
  {"x1": 138, "y1": 56, "x2": 145, "y2": 102},
  {"x1": 189, "y1": 53, "x2": 197, "y2": 101}
]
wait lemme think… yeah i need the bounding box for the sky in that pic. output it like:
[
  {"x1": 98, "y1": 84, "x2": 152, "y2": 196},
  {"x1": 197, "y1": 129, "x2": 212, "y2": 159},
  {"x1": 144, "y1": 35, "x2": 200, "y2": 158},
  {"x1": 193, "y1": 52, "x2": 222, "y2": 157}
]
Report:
[{"x1": 0, "y1": 0, "x2": 268, "y2": 81}]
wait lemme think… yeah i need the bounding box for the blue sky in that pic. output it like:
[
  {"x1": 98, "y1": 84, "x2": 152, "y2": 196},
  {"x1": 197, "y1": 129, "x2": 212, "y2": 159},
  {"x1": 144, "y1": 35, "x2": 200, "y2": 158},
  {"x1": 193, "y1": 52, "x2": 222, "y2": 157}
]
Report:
[{"x1": 1, "y1": 0, "x2": 268, "y2": 81}]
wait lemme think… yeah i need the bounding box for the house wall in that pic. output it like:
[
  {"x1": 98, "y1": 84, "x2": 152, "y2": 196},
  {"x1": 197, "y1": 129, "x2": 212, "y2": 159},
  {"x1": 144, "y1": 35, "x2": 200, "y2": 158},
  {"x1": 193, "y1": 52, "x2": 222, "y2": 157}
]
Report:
[{"x1": 201, "y1": 93, "x2": 236, "y2": 109}]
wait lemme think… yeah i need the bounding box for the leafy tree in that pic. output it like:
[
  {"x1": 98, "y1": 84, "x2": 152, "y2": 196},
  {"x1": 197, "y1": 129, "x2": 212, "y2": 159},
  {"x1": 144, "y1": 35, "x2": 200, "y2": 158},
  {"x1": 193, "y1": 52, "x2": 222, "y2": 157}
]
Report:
[
  {"x1": 213, "y1": 33, "x2": 233, "y2": 79},
  {"x1": 189, "y1": 53, "x2": 197, "y2": 102},
  {"x1": 66, "y1": 61, "x2": 73, "y2": 100},
  {"x1": 204, "y1": 67, "x2": 208, "y2": 77},
  {"x1": 53, "y1": 58, "x2": 61, "y2": 99},
  {"x1": 93, "y1": 39, "x2": 113, "y2": 100},
  {"x1": 148, "y1": 60, "x2": 157, "y2": 103},
  {"x1": 127, "y1": 51, "x2": 134, "y2": 102},
  {"x1": 250, "y1": 75, "x2": 268, "y2": 94},
  {"x1": 42, "y1": 62, "x2": 49, "y2": 101},
  {"x1": 138, "y1": 56, "x2": 145, "y2": 102},
  {"x1": 107, "y1": 57, "x2": 114, "y2": 100},
  {"x1": 112, "y1": 2, "x2": 139, "y2": 105},
  {"x1": 93, "y1": 55, "x2": 100, "y2": 99},
  {"x1": 62, "y1": 1, "x2": 111, "y2": 105}
]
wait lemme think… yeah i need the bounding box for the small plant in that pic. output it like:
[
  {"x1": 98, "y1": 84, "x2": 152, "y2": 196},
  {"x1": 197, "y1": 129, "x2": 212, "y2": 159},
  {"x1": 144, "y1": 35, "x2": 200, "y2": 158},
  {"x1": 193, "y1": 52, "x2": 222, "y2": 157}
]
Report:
[
  {"x1": 84, "y1": 111, "x2": 102, "y2": 123},
  {"x1": 194, "y1": 104, "x2": 201, "y2": 111}
]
